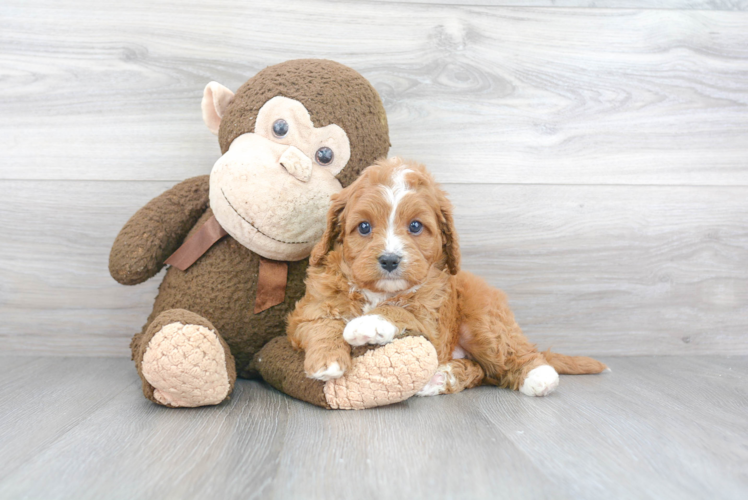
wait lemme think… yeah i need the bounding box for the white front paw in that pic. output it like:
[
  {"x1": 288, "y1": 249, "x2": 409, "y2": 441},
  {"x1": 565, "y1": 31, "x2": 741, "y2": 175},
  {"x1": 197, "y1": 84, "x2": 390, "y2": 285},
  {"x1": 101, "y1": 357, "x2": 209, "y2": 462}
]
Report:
[
  {"x1": 310, "y1": 362, "x2": 345, "y2": 381},
  {"x1": 343, "y1": 315, "x2": 399, "y2": 346},
  {"x1": 520, "y1": 365, "x2": 559, "y2": 397}
]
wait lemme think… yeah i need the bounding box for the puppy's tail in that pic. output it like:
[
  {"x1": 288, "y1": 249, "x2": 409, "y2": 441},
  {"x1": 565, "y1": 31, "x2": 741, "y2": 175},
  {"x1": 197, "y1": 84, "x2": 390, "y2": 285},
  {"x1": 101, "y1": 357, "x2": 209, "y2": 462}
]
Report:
[{"x1": 543, "y1": 350, "x2": 608, "y2": 375}]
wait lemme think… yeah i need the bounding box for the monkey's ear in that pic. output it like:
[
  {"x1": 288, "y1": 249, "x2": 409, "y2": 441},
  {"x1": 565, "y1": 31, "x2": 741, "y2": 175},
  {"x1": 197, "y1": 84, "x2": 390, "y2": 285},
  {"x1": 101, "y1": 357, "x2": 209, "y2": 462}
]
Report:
[
  {"x1": 201, "y1": 82, "x2": 235, "y2": 135},
  {"x1": 309, "y1": 189, "x2": 350, "y2": 267}
]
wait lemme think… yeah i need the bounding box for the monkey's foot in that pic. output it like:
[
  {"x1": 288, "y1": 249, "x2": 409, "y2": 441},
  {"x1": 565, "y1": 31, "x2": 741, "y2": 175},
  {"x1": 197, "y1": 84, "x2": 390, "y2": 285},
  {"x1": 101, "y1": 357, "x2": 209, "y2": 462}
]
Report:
[
  {"x1": 135, "y1": 309, "x2": 236, "y2": 408},
  {"x1": 324, "y1": 336, "x2": 439, "y2": 409},
  {"x1": 254, "y1": 335, "x2": 438, "y2": 410}
]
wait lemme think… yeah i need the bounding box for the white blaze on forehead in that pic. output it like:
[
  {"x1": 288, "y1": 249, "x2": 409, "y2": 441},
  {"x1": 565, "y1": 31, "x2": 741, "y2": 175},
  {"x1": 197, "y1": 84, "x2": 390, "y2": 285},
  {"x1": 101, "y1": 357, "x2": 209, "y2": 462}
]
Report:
[{"x1": 381, "y1": 168, "x2": 413, "y2": 256}]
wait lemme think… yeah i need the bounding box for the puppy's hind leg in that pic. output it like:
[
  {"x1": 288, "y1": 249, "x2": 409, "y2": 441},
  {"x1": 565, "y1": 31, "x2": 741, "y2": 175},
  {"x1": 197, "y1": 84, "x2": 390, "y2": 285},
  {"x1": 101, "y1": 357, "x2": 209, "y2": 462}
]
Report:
[
  {"x1": 457, "y1": 273, "x2": 559, "y2": 397},
  {"x1": 416, "y1": 359, "x2": 485, "y2": 397},
  {"x1": 470, "y1": 326, "x2": 560, "y2": 397}
]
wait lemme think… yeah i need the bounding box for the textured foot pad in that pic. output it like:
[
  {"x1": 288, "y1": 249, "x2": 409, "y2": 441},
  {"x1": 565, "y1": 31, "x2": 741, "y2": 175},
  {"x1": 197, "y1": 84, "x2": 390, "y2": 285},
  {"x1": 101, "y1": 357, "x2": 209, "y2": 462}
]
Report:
[
  {"x1": 141, "y1": 322, "x2": 231, "y2": 407},
  {"x1": 323, "y1": 336, "x2": 438, "y2": 410}
]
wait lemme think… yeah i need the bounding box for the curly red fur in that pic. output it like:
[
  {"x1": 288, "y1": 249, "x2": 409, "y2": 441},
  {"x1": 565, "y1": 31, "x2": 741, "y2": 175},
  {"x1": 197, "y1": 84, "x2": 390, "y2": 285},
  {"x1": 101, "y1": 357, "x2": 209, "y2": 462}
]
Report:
[{"x1": 289, "y1": 158, "x2": 606, "y2": 392}]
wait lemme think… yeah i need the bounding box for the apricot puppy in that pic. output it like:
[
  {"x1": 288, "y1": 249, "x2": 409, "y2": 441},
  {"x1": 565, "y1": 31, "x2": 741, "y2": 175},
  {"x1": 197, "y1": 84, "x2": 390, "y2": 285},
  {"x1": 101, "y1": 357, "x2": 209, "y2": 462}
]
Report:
[{"x1": 288, "y1": 158, "x2": 607, "y2": 397}]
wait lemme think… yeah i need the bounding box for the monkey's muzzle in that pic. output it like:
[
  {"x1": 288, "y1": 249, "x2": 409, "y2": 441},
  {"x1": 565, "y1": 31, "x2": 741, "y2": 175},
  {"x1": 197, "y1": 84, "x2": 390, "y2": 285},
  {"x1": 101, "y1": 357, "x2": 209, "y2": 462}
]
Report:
[{"x1": 208, "y1": 132, "x2": 343, "y2": 261}]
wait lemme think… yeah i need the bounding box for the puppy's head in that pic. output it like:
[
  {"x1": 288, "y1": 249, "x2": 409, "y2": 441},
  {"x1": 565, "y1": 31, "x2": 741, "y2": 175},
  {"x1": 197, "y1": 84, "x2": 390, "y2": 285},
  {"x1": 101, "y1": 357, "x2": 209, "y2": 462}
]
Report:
[{"x1": 310, "y1": 157, "x2": 460, "y2": 293}]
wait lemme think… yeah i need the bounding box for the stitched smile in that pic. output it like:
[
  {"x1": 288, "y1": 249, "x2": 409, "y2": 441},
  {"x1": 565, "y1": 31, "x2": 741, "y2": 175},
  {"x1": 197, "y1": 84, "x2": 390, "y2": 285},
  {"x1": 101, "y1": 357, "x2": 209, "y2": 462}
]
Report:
[{"x1": 221, "y1": 188, "x2": 310, "y2": 245}]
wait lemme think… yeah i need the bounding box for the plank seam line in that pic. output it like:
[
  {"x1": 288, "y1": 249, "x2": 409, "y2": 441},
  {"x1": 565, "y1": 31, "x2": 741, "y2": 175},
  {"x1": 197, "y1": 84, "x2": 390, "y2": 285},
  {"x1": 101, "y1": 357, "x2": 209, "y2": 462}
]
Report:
[
  {"x1": 341, "y1": 0, "x2": 747, "y2": 13},
  {"x1": 2, "y1": 179, "x2": 748, "y2": 189}
]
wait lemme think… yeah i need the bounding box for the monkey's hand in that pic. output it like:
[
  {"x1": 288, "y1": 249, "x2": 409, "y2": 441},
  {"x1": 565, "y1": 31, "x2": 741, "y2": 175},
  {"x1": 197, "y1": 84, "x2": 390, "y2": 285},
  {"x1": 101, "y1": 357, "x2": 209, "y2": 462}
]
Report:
[{"x1": 109, "y1": 175, "x2": 210, "y2": 285}]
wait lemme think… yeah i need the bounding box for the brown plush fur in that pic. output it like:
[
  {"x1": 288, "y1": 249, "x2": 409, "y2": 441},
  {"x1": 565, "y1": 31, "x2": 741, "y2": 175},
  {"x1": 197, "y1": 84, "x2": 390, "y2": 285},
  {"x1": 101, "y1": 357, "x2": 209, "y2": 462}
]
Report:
[
  {"x1": 110, "y1": 175, "x2": 210, "y2": 286},
  {"x1": 219, "y1": 59, "x2": 390, "y2": 188},
  {"x1": 252, "y1": 336, "x2": 331, "y2": 408},
  {"x1": 117, "y1": 186, "x2": 311, "y2": 385},
  {"x1": 110, "y1": 60, "x2": 391, "y2": 406},
  {"x1": 289, "y1": 158, "x2": 607, "y2": 395}
]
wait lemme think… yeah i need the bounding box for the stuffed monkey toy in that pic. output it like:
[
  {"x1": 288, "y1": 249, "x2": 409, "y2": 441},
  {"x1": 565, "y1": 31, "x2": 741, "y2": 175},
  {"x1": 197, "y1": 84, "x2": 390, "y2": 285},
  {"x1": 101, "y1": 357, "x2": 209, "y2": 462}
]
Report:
[{"x1": 110, "y1": 59, "x2": 438, "y2": 409}]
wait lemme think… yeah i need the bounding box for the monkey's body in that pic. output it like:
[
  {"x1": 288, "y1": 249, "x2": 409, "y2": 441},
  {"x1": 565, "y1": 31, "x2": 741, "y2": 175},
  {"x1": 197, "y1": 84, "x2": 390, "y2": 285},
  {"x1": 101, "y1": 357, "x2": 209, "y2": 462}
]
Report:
[
  {"x1": 118, "y1": 186, "x2": 308, "y2": 406},
  {"x1": 131, "y1": 203, "x2": 309, "y2": 378},
  {"x1": 110, "y1": 60, "x2": 439, "y2": 409}
]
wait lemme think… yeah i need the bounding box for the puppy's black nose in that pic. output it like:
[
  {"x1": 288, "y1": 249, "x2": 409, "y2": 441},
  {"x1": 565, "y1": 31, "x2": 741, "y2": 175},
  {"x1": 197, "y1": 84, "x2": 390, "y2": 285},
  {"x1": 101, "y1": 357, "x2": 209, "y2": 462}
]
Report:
[{"x1": 378, "y1": 254, "x2": 401, "y2": 272}]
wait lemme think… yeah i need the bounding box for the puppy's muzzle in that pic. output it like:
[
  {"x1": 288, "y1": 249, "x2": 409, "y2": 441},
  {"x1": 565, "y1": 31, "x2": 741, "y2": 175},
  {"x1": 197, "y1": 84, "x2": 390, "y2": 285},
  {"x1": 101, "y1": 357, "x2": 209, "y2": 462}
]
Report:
[{"x1": 378, "y1": 253, "x2": 401, "y2": 272}]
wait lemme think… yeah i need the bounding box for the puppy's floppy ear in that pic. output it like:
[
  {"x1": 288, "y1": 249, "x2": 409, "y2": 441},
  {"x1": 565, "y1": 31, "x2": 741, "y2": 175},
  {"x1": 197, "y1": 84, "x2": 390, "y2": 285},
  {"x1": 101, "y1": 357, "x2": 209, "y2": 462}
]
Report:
[
  {"x1": 437, "y1": 189, "x2": 460, "y2": 275},
  {"x1": 309, "y1": 189, "x2": 349, "y2": 267},
  {"x1": 310, "y1": 169, "x2": 370, "y2": 266}
]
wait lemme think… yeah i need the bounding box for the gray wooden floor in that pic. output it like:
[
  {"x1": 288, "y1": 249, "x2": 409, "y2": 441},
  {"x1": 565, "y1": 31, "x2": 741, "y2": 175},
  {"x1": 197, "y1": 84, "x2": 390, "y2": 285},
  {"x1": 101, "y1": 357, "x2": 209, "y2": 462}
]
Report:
[{"x1": 0, "y1": 355, "x2": 745, "y2": 500}]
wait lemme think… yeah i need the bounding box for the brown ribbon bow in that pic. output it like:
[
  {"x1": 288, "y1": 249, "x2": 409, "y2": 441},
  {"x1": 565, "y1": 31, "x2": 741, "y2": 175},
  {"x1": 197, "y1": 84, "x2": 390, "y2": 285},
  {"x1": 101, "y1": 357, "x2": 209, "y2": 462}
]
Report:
[{"x1": 164, "y1": 215, "x2": 288, "y2": 314}]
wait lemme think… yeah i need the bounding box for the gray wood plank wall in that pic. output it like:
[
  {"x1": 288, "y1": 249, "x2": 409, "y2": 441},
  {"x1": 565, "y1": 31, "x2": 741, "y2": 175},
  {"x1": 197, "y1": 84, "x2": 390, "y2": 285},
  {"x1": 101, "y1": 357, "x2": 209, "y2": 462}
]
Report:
[{"x1": 1, "y1": 0, "x2": 747, "y2": 356}]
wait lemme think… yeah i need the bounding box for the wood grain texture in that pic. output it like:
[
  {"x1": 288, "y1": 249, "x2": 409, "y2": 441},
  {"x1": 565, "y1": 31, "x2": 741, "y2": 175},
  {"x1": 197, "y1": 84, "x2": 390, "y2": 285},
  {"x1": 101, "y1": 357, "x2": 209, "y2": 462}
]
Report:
[
  {"x1": 1, "y1": 1, "x2": 747, "y2": 185},
  {"x1": 0, "y1": 181, "x2": 172, "y2": 356},
  {"x1": 1, "y1": 1, "x2": 746, "y2": 356},
  {"x1": 454, "y1": 183, "x2": 748, "y2": 355},
  {"x1": 0, "y1": 358, "x2": 138, "y2": 482},
  {"x1": 0, "y1": 355, "x2": 745, "y2": 499},
  {"x1": 472, "y1": 355, "x2": 748, "y2": 499},
  {"x1": 1, "y1": 180, "x2": 746, "y2": 356},
  {"x1": 396, "y1": 1, "x2": 748, "y2": 9}
]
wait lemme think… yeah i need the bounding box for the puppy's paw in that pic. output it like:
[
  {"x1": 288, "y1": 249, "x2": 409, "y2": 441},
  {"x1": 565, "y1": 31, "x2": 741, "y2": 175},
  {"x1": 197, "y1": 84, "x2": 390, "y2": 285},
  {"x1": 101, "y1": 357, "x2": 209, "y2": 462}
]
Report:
[
  {"x1": 310, "y1": 362, "x2": 345, "y2": 381},
  {"x1": 519, "y1": 365, "x2": 559, "y2": 397},
  {"x1": 416, "y1": 364, "x2": 458, "y2": 397},
  {"x1": 304, "y1": 351, "x2": 351, "y2": 381},
  {"x1": 343, "y1": 315, "x2": 400, "y2": 346},
  {"x1": 416, "y1": 370, "x2": 448, "y2": 397}
]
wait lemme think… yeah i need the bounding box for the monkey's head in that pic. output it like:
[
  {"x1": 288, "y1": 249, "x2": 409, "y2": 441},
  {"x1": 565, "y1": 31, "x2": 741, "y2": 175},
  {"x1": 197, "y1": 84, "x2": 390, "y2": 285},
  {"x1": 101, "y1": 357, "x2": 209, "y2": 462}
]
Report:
[{"x1": 202, "y1": 59, "x2": 390, "y2": 261}]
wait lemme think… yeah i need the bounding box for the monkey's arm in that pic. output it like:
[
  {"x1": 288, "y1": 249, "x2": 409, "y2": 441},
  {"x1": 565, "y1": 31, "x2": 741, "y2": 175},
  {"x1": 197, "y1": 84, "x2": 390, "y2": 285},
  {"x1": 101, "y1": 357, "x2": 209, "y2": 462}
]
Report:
[{"x1": 109, "y1": 175, "x2": 210, "y2": 285}]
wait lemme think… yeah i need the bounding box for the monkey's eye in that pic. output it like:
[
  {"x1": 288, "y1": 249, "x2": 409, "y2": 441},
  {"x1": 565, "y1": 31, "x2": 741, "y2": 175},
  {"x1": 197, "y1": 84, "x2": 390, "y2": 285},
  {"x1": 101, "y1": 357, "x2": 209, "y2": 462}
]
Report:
[
  {"x1": 272, "y1": 119, "x2": 289, "y2": 138},
  {"x1": 409, "y1": 220, "x2": 423, "y2": 235},
  {"x1": 315, "y1": 147, "x2": 334, "y2": 166},
  {"x1": 358, "y1": 221, "x2": 372, "y2": 236}
]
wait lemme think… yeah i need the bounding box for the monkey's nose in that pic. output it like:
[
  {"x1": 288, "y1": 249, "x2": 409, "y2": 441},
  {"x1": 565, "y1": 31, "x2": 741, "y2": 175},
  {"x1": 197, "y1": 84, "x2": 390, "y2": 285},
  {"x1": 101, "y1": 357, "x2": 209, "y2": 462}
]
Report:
[
  {"x1": 279, "y1": 146, "x2": 313, "y2": 182},
  {"x1": 378, "y1": 254, "x2": 401, "y2": 273}
]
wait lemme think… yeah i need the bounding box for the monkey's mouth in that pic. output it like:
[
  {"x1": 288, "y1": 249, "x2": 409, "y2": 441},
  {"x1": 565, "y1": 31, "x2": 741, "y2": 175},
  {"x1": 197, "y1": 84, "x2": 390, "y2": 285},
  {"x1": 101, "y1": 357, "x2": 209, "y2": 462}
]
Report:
[{"x1": 221, "y1": 188, "x2": 310, "y2": 245}]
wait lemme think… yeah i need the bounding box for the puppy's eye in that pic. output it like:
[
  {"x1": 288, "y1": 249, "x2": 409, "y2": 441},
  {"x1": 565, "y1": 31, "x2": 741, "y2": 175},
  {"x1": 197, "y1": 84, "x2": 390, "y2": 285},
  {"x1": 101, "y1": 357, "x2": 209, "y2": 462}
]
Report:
[
  {"x1": 272, "y1": 119, "x2": 289, "y2": 138},
  {"x1": 358, "y1": 221, "x2": 372, "y2": 236},
  {"x1": 409, "y1": 220, "x2": 423, "y2": 235},
  {"x1": 315, "y1": 147, "x2": 334, "y2": 166}
]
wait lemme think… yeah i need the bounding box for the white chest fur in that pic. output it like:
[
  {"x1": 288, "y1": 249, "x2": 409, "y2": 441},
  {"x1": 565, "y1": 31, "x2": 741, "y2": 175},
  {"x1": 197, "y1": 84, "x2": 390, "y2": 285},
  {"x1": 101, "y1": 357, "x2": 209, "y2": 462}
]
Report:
[{"x1": 361, "y1": 289, "x2": 392, "y2": 314}]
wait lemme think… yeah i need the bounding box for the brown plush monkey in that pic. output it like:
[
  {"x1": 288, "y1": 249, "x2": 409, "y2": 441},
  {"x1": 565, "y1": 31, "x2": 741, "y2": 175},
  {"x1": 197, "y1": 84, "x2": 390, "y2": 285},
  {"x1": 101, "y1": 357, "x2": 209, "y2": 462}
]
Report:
[{"x1": 110, "y1": 59, "x2": 438, "y2": 409}]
